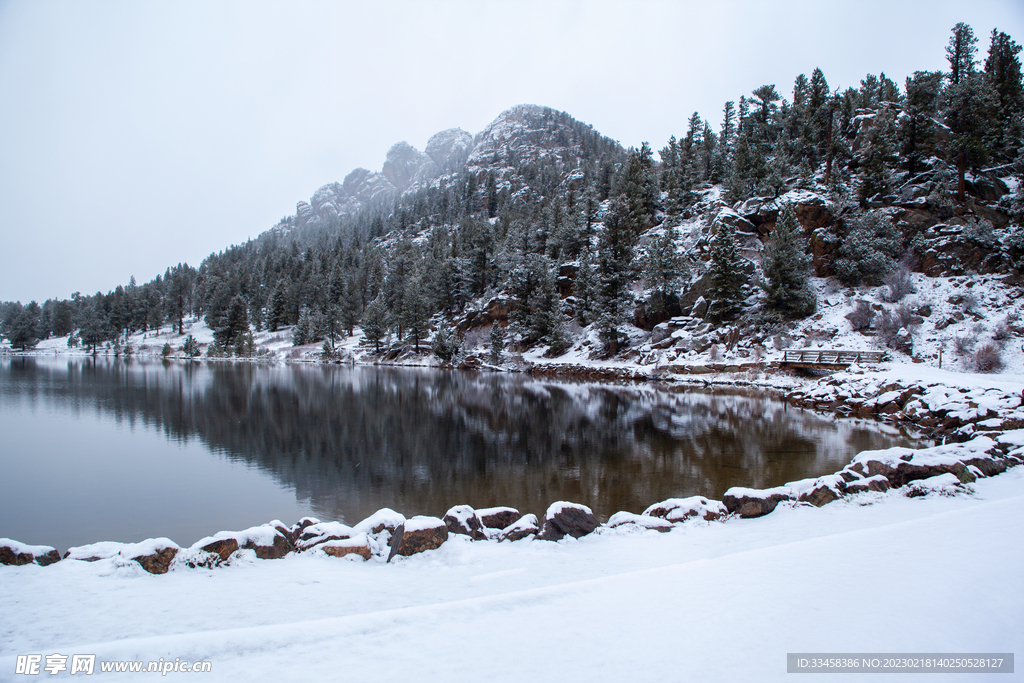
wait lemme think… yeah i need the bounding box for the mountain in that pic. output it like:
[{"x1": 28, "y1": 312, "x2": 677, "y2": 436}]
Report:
[{"x1": 273, "y1": 104, "x2": 624, "y2": 236}]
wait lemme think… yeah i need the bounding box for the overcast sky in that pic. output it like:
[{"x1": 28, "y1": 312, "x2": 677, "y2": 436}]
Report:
[{"x1": 1, "y1": 0, "x2": 1022, "y2": 303}]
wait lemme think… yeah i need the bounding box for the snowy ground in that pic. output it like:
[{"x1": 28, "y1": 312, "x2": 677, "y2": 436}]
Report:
[{"x1": 1, "y1": 467, "x2": 1021, "y2": 681}]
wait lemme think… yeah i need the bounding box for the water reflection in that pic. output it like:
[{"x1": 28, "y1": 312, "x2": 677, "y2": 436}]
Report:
[{"x1": 0, "y1": 357, "x2": 922, "y2": 547}]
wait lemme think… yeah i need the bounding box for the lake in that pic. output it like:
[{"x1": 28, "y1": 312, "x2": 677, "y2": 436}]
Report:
[{"x1": 0, "y1": 356, "x2": 924, "y2": 552}]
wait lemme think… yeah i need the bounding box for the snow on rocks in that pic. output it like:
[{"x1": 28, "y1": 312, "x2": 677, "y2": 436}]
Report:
[
  {"x1": 786, "y1": 474, "x2": 848, "y2": 507},
  {"x1": 387, "y1": 516, "x2": 449, "y2": 561},
  {"x1": 606, "y1": 512, "x2": 673, "y2": 532},
  {"x1": 643, "y1": 496, "x2": 727, "y2": 522},
  {"x1": 294, "y1": 521, "x2": 355, "y2": 551},
  {"x1": 847, "y1": 443, "x2": 978, "y2": 487},
  {"x1": 538, "y1": 501, "x2": 599, "y2": 541},
  {"x1": 63, "y1": 541, "x2": 127, "y2": 562},
  {"x1": 119, "y1": 538, "x2": 180, "y2": 575},
  {"x1": 320, "y1": 534, "x2": 372, "y2": 561},
  {"x1": 352, "y1": 508, "x2": 406, "y2": 536},
  {"x1": 904, "y1": 473, "x2": 971, "y2": 498},
  {"x1": 844, "y1": 474, "x2": 891, "y2": 494},
  {"x1": 443, "y1": 505, "x2": 487, "y2": 540},
  {"x1": 723, "y1": 486, "x2": 796, "y2": 518},
  {"x1": 498, "y1": 514, "x2": 539, "y2": 542},
  {"x1": 476, "y1": 506, "x2": 521, "y2": 530},
  {"x1": 0, "y1": 539, "x2": 60, "y2": 567}
]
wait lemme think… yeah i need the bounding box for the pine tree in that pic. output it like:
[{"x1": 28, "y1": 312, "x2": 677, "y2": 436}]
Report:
[
  {"x1": 642, "y1": 224, "x2": 687, "y2": 314},
  {"x1": 707, "y1": 222, "x2": 747, "y2": 318},
  {"x1": 596, "y1": 197, "x2": 637, "y2": 351},
  {"x1": 360, "y1": 296, "x2": 388, "y2": 352},
  {"x1": 946, "y1": 22, "x2": 979, "y2": 86},
  {"x1": 943, "y1": 71, "x2": 997, "y2": 200},
  {"x1": 182, "y1": 334, "x2": 200, "y2": 357},
  {"x1": 760, "y1": 204, "x2": 816, "y2": 319},
  {"x1": 489, "y1": 321, "x2": 505, "y2": 365}
]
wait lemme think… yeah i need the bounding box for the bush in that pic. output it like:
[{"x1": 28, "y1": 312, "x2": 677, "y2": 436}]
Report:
[
  {"x1": 953, "y1": 334, "x2": 976, "y2": 355},
  {"x1": 992, "y1": 319, "x2": 1012, "y2": 342},
  {"x1": 882, "y1": 263, "x2": 916, "y2": 302},
  {"x1": 972, "y1": 343, "x2": 1003, "y2": 373},
  {"x1": 845, "y1": 300, "x2": 874, "y2": 331},
  {"x1": 161, "y1": 342, "x2": 172, "y2": 358},
  {"x1": 431, "y1": 328, "x2": 462, "y2": 363}
]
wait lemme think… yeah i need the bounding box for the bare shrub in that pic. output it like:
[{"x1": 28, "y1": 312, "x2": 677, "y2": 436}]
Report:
[
  {"x1": 962, "y1": 292, "x2": 981, "y2": 316},
  {"x1": 972, "y1": 343, "x2": 1003, "y2": 373},
  {"x1": 845, "y1": 300, "x2": 874, "y2": 331},
  {"x1": 894, "y1": 303, "x2": 919, "y2": 330},
  {"x1": 953, "y1": 334, "x2": 976, "y2": 355},
  {"x1": 875, "y1": 309, "x2": 901, "y2": 346},
  {"x1": 882, "y1": 263, "x2": 916, "y2": 303},
  {"x1": 708, "y1": 344, "x2": 720, "y2": 361},
  {"x1": 992, "y1": 318, "x2": 1012, "y2": 342}
]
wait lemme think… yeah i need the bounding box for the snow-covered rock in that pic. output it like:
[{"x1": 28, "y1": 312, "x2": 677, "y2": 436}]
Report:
[
  {"x1": 722, "y1": 486, "x2": 795, "y2": 518},
  {"x1": 606, "y1": 512, "x2": 673, "y2": 532},
  {"x1": 538, "y1": 501, "x2": 599, "y2": 541},
  {"x1": 387, "y1": 516, "x2": 448, "y2": 561},
  {"x1": 0, "y1": 539, "x2": 60, "y2": 567},
  {"x1": 321, "y1": 534, "x2": 371, "y2": 561},
  {"x1": 352, "y1": 508, "x2": 406, "y2": 536},
  {"x1": 443, "y1": 505, "x2": 487, "y2": 540},
  {"x1": 120, "y1": 538, "x2": 180, "y2": 574},
  {"x1": 476, "y1": 506, "x2": 520, "y2": 530},
  {"x1": 498, "y1": 513, "x2": 538, "y2": 542},
  {"x1": 643, "y1": 496, "x2": 727, "y2": 522}
]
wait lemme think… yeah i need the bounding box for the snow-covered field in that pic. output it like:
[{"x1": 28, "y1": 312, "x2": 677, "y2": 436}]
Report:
[{"x1": 1, "y1": 466, "x2": 1021, "y2": 681}]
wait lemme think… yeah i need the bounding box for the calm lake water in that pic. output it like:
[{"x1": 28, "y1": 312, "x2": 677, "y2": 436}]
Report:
[{"x1": 0, "y1": 357, "x2": 924, "y2": 552}]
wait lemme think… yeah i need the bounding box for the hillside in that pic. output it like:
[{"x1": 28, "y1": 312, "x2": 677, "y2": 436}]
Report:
[{"x1": 3, "y1": 22, "x2": 1024, "y2": 380}]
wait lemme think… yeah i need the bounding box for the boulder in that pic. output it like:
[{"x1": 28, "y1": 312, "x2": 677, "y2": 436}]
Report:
[
  {"x1": 844, "y1": 475, "x2": 891, "y2": 494},
  {"x1": 722, "y1": 486, "x2": 795, "y2": 518},
  {"x1": 538, "y1": 502, "x2": 599, "y2": 541},
  {"x1": 848, "y1": 448, "x2": 976, "y2": 488},
  {"x1": 198, "y1": 537, "x2": 239, "y2": 562},
  {"x1": 234, "y1": 525, "x2": 293, "y2": 559},
  {"x1": 477, "y1": 506, "x2": 520, "y2": 530},
  {"x1": 904, "y1": 473, "x2": 969, "y2": 498},
  {"x1": 288, "y1": 517, "x2": 321, "y2": 543},
  {"x1": 122, "y1": 539, "x2": 180, "y2": 575},
  {"x1": 387, "y1": 516, "x2": 449, "y2": 561},
  {"x1": 787, "y1": 475, "x2": 847, "y2": 507},
  {"x1": 63, "y1": 541, "x2": 126, "y2": 562},
  {"x1": 643, "y1": 496, "x2": 727, "y2": 522},
  {"x1": 353, "y1": 508, "x2": 407, "y2": 536},
  {"x1": 321, "y1": 534, "x2": 372, "y2": 561},
  {"x1": 606, "y1": 512, "x2": 673, "y2": 532},
  {"x1": 443, "y1": 505, "x2": 487, "y2": 540},
  {"x1": 0, "y1": 539, "x2": 60, "y2": 567},
  {"x1": 498, "y1": 514, "x2": 539, "y2": 542},
  {"x1": 296, "y1": 521, "x2": 354, "y2": 551}
]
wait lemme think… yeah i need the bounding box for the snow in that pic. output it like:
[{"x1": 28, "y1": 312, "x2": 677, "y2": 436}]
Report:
[
  {"x1": 63, "y1": 541, "x2": 127, "y2": 562},
  {"x1": 319, "y1": 533, "x2": 369, "y2": 550},
  {"x1": 118, "y1": 537, "x2": 179, "y2": 559},
  {"x1": 0, "y1": 539, "x2": 56, "y2": 556},
  {"x1": 351, "y1": 508, "x2": 406, "y2": 535},
  {"x1": 402, "y1": 515, "x2": 445, "y2": 533},
  {"x1": 2, "y1": 469, "x2": 1022, "y2": 681},
  {"x1": 545, "y1": 501, "x2": 593, "y2": 518},
  {"x1": 723, "y1": 485, "x2": 793, "y2": 500}
]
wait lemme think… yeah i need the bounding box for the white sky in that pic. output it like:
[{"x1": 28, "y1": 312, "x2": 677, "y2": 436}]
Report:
[{"x1": 1, "y1": 0, "x2": 1022, "y2": 303}]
